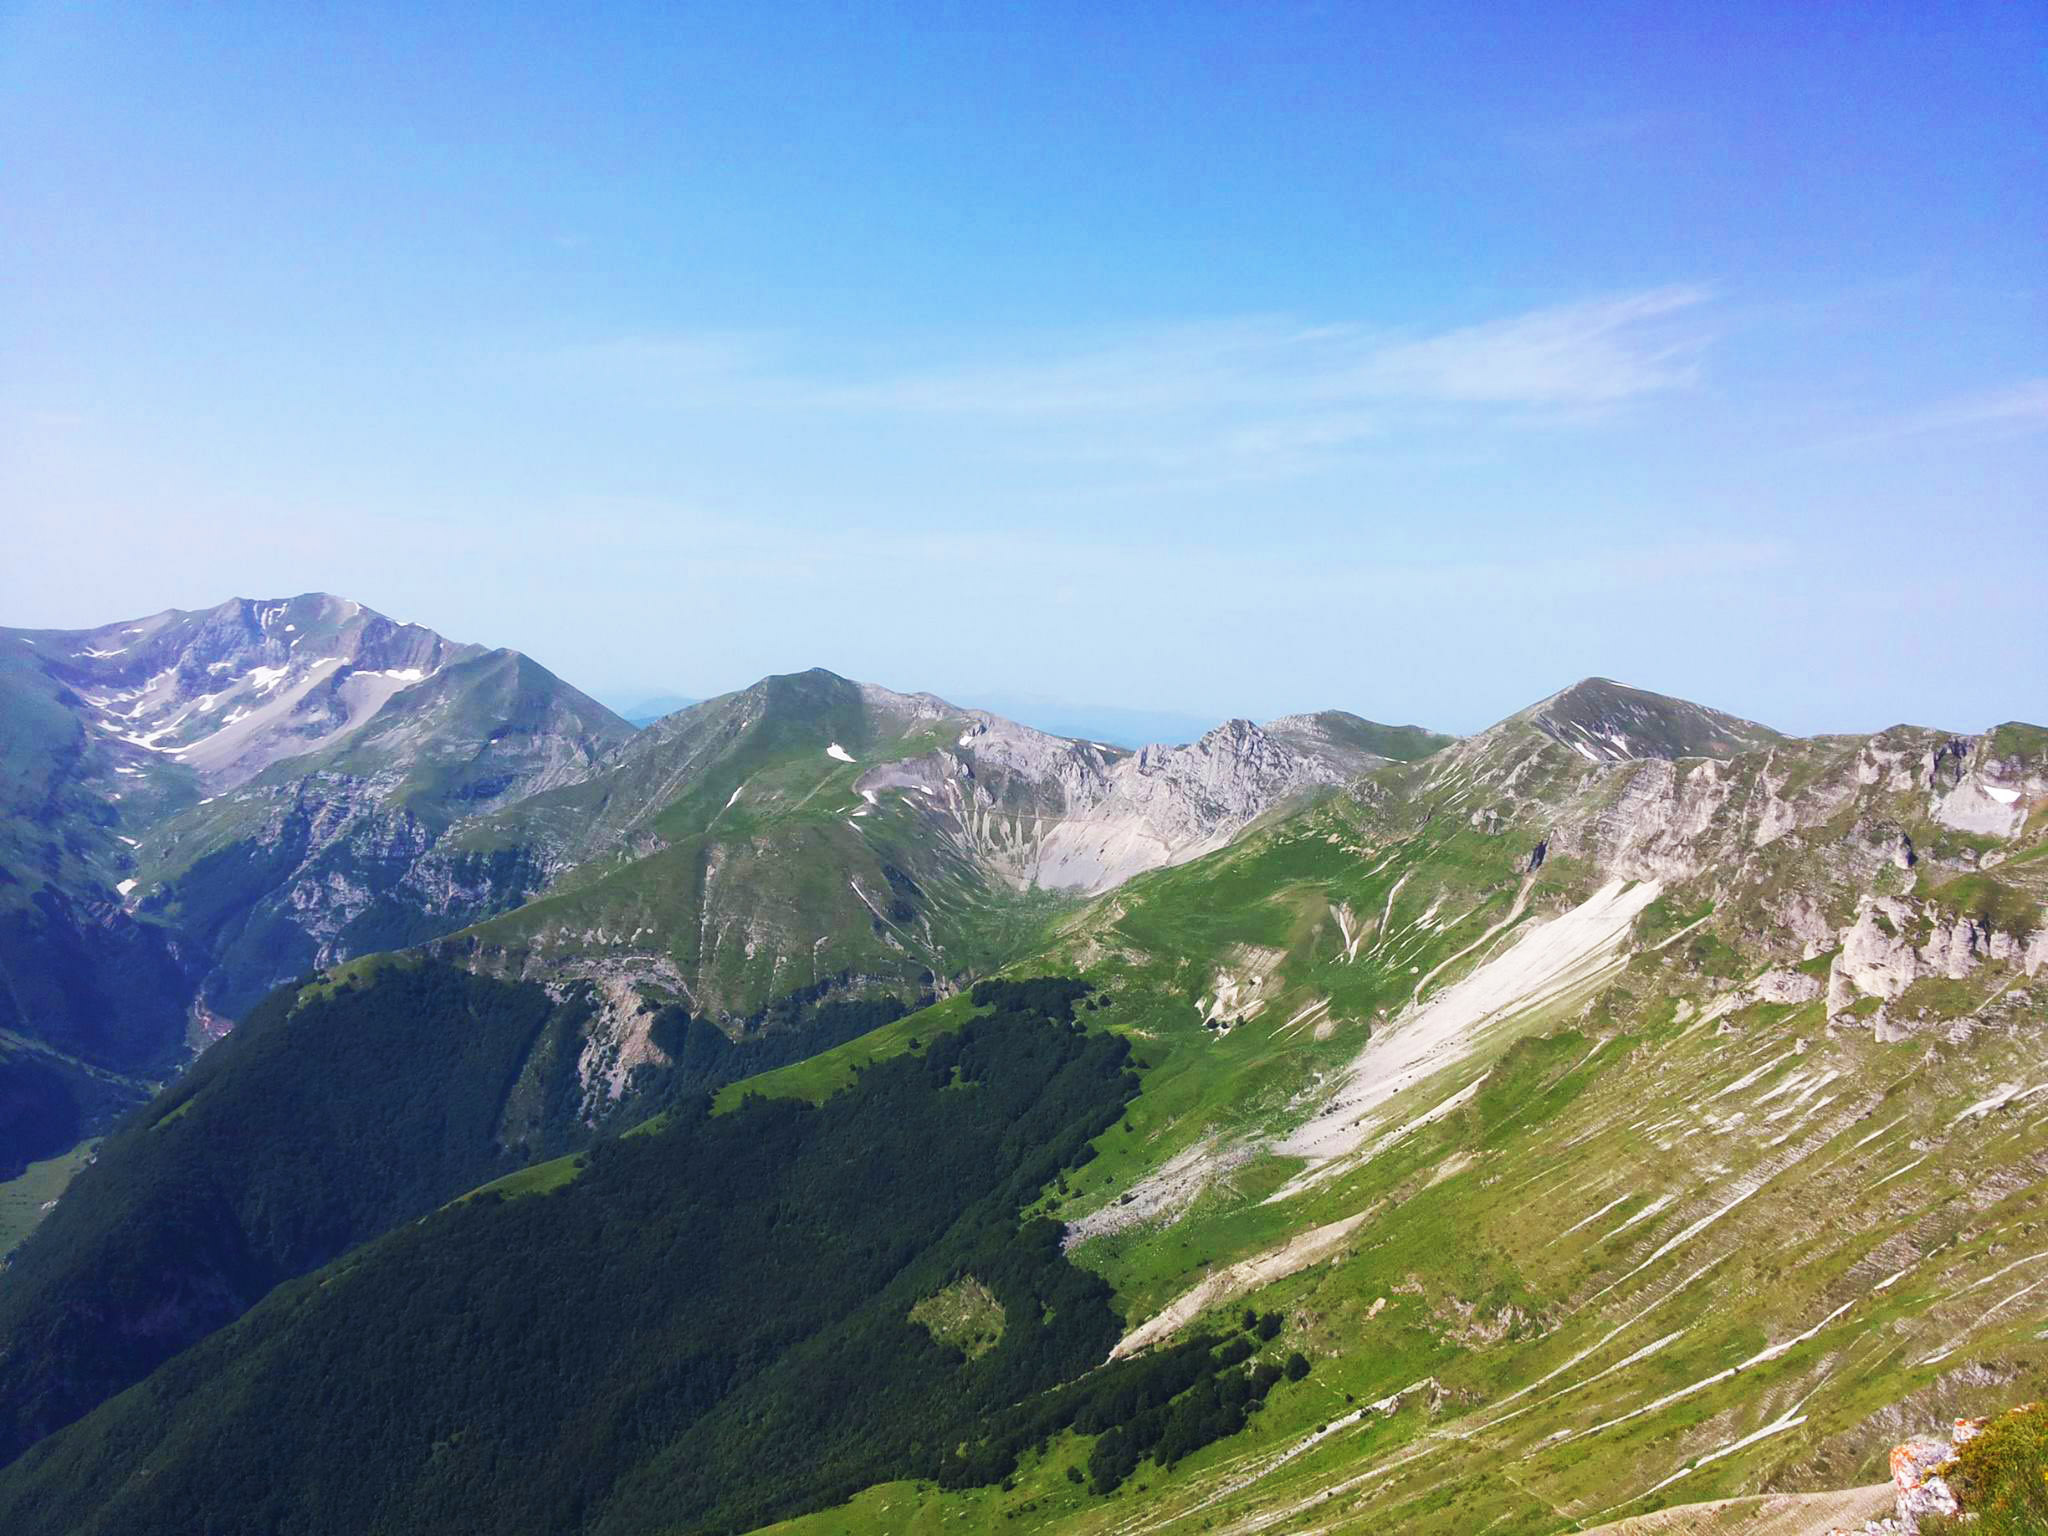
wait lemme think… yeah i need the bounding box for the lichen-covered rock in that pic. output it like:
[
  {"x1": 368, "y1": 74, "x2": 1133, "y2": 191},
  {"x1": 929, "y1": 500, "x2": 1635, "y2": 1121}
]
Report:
[
  {"x1": 1833, "y1": 1415, "x2": 1994, "y2": 1535},
  {"x1": 1890, "y1": 1435, "x2": 1961, "y2": 1533}
]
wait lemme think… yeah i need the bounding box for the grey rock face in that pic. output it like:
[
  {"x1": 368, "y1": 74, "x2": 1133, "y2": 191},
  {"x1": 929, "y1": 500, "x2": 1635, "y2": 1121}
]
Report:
[
  {"x1": 20, "y1": 593, "x2": 482, "y2": 791},
  {"x1": 1827, "y1": 895, "x2": 2048, "y2": 1016},
  {"x1": 862, "y1": 710, "x2": 1390, "y2": 894},
  {"x1": 1522, "y1": 677, "x2": 1782, "y2": 764},
  {"x1": 1928, "y1": 741, "x2": 2040, "y2": 838},
  {"x1": 1838, "y1": 898, "x2": 1926, "y2": 1001}
]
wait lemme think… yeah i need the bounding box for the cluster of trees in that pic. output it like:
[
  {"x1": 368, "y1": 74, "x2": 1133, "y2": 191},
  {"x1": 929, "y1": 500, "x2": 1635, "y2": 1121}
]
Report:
[
  {"x1": 967, "y1": 975, "x2": 1095, "y2": 1018},
  {"x1": 1083, "y1": 1349, "x2": 1281, "y2": 1493},
  {"x1": 641, "y1": 993, "x2": 910, "y2": 1107},
  {"x1": 0, "y1": 962, "x2": 591, "y2": 1466},
  {"x1": 937, "y1": 1303, "x2": 1312, "y2": 1498},
  {"x1": 0, "y1": 985, "x2": 1146, "y2": 1535},
  {"x1": 0, "y1": 1051, "x2": 85, "y2": 1181}
]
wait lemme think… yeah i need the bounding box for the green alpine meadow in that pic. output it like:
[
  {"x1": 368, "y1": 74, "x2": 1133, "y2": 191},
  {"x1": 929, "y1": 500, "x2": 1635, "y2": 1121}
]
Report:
[{"x1": 7, "y1": 4, "x2": 2042, "y2": 1530}]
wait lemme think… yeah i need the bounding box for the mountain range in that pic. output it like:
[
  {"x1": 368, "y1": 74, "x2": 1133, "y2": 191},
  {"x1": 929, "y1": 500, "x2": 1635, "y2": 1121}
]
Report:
[
  {"x1": 0, "y1": 595, "x2": 1445, "y2": 1176},
  {"x1": 0, "y1": 593, "x2": 2042, "y2": 1535}
]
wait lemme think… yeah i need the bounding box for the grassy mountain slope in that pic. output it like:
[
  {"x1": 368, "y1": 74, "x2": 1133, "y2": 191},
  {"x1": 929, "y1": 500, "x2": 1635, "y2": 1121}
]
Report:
[
  {"x1": 12, "y1": 675, "x2": 2042, "y2": 1534},
  {"x1": 726, "y1": 695, "x2": 2048, "y2": 1533},
  {"x1": 439, "y1": 672, "x2": 1429, "y2": 1075},
  {"x1": 440, "y1": 669, "x2": 1075, "y2": 1040}
]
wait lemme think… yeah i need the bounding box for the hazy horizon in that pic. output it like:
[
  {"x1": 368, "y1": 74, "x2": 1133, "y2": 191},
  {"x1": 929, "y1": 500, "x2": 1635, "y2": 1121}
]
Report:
[
  {"x1": 7, "y1": 583, "x2": 2040, "y2": 743},
  {"x1": 5, "y1": 3, "x2": 2042, "y2": 737}
]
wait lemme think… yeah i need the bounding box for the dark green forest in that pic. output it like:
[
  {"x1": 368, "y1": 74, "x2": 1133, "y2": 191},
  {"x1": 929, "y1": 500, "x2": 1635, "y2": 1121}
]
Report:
[
  {"x1": 0, "y1": 962, "x2": 597, "y2": 1467},
  {"x1": 0, "y1": 894, "x2": 188, "y2": 1175},
  {"x1": 0, "y1": 984, "x2": 1151, "y2": 1533},
  {"x1": 0, "y1": 957, "x2": 939, "y2": 1471},
  {"x1": 0, "y1": 970, "x2": 1316, "y2": 1534}
]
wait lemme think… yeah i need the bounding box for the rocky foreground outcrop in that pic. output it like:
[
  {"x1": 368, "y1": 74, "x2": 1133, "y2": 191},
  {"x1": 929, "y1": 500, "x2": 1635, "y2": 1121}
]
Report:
[{"x1": 1829, "y1": 1403, "x2": 2044, "y2": 1534}]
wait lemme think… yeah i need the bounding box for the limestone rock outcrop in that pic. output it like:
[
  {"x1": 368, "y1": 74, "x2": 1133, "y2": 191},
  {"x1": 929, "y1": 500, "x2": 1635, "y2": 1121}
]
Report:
[{"x1": 862, "y1": 709, "x2": 1393, "y2": 894}]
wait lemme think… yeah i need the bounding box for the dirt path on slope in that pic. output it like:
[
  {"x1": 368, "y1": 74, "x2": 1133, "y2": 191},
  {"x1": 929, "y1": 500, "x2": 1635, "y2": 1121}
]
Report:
[{"x1": 1110, "y1": 1208, "x2": 1372, "y2": 1358}]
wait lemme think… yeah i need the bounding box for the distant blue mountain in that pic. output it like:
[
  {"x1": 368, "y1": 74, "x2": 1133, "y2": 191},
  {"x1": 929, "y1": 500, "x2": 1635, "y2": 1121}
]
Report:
[
  {"x1": 955, "y1": 691, "x2": 1223, "y2": 749},
  {"x1": 608, "y1": 693, "x2": 698, "y2": 727}
]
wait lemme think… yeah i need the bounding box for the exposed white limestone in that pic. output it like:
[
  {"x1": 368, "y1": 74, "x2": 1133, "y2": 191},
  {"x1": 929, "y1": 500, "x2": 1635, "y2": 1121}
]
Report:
[{"x1": 1272, "y1": 878, "x2": 1664, "y2": 1194}]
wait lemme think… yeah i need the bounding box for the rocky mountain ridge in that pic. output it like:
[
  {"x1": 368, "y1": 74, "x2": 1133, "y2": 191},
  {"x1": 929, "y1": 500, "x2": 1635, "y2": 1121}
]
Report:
[
  {"x1": 436, "y1": 675, "x2": 1441, "y2": 1094},
  {"x1": 10, "y1": 594, "x2": 481, "y2": 791},
  {"x1": 859, "y1": 704, "x2": 1440, "y2": 894},
  {"x1": 0, "y1": 596, "x2": 634, "y2": 1173},
  {"x1": 2, "y1": 613, "x2": 1451, "y2": 1183}
]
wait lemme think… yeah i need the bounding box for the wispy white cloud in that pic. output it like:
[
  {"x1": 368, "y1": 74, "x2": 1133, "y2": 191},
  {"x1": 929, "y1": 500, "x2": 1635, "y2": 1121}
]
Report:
[
  {"x1": 1898, "y1": 378, "x2": 2048, "y2": 437},
  {"x1": 1342, "y1": 287, "x2": 1709, "y2": 404},
  {"x1": 818, "y1": 287, "x2": 1712, "y2": 417},
  {"x1": 552, "y1": 287, "x2": 1715, "y2": 480}
]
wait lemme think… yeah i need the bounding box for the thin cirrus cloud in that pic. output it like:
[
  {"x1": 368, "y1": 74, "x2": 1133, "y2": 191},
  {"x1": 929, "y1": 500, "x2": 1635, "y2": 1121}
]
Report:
[
  {"x1": 1897, "y1": 378, "x2": 2048, "y2": 438},
  {"x1": 824, "y1": 285, "x2": 1714, "y2": 416},
  {"x1": 562, "y1": 286, "x2": 1716, "y2": 475}
]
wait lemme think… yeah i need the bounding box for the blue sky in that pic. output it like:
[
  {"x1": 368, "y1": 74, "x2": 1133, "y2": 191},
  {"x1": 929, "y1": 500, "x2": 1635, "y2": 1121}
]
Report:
[{"x1": 3, "y1": 1, "x2": 2042, "y2": 735}]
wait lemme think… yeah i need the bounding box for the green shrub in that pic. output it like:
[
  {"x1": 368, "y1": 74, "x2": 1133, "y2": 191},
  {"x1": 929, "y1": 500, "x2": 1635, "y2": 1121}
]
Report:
[{"x1": 1945, "y1": 1402, "x2": 2048, "y2": 1535}]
